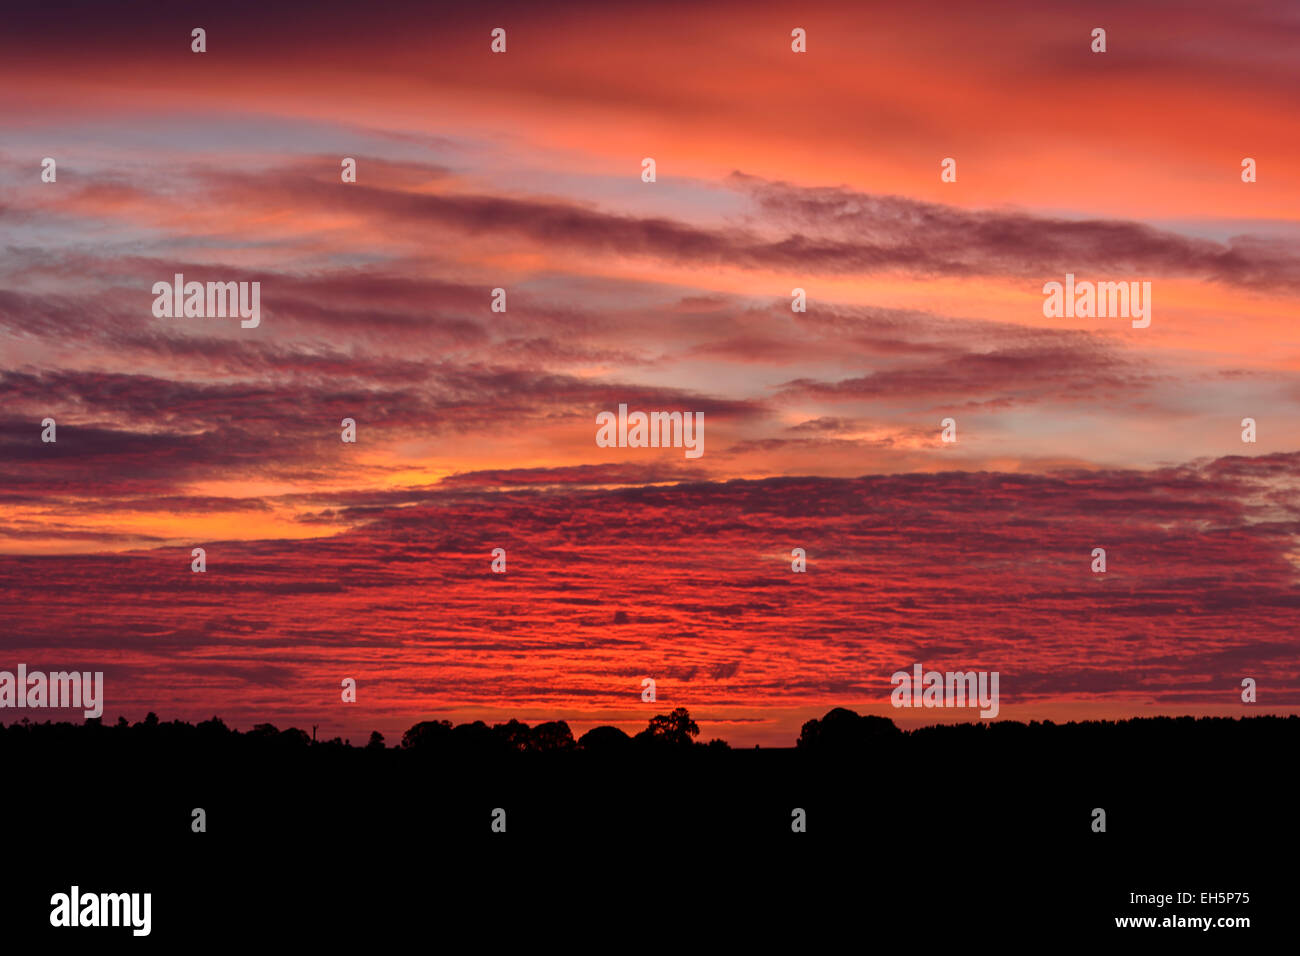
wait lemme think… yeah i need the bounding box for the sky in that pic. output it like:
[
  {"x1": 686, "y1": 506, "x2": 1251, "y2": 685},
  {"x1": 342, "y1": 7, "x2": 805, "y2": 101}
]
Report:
[{"x1": 1, "y1": 0, "x2": 1297, "y2": 746}]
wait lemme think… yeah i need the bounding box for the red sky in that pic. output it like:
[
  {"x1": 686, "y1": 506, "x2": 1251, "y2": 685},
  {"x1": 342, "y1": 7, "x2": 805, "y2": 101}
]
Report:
[{"x1": 1, "y1": 0, "x2": 1298, "y2": 745}]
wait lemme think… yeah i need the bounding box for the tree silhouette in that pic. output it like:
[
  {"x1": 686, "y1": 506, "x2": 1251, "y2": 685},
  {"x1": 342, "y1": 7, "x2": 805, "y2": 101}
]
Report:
[
  {"x1": 797, "y1": 707, "x2": 901, "y2": 751},
  {"x1": 578, "y1": 726, "x2": 632, "y2": 751},
  {"x1": 196, "y1": 716, "x2": 229, "y2": 737},
  {"x1": 637, "y1": 707, "x2": 699, "y2": 746},
  {"x1": 493, "y1": 719, "x2": 533, "y2": 752},
  {"x1": 530, "y1": 720, "x2": 576, "y2": 752},
  {"x1": 281, "y1": 727, "x2": 312, "y2": 747},
  {"x1": 400, "y1": 719, "x2": 452, "y2": 750},
  {"x1": 449, "y1": 720, "x2": 496, "y2": 752}
]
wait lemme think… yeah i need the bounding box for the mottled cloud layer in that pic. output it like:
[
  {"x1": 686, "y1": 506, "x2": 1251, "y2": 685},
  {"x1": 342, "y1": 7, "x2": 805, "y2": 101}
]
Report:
[
  {"x1": 1, "y1": 0, "x2": 1297, "y2": 741},
  {"x1": 2, "y1": 458, "x2": 1297, "y2": 743}
]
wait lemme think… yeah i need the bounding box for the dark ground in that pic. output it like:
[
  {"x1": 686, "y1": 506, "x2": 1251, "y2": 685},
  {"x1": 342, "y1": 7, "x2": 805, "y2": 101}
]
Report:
[{"x1": 3, "y1": 713, "x2": 1292, "y2": 946}]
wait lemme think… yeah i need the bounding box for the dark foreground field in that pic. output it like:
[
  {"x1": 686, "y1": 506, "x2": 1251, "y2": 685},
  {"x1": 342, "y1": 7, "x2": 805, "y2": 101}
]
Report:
[{"x1": 3, "y1": 711, "x2": 1292, "y2": 945}]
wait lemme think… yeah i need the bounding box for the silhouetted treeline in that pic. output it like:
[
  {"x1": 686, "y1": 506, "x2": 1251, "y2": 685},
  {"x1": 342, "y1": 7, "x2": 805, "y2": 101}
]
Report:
[
  {"x1": 2, "y1": 705, "x2": 1295, "y2": 759},
  {"x1": 794, "y1": 706, "x2": 1300, "y2": 753},
  {"x1": 8, "y1": 704, "x2": 1296, "y2": 943},
  {"x1": 0, "y1": 705, "x2": 728, "y2": 757}
]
